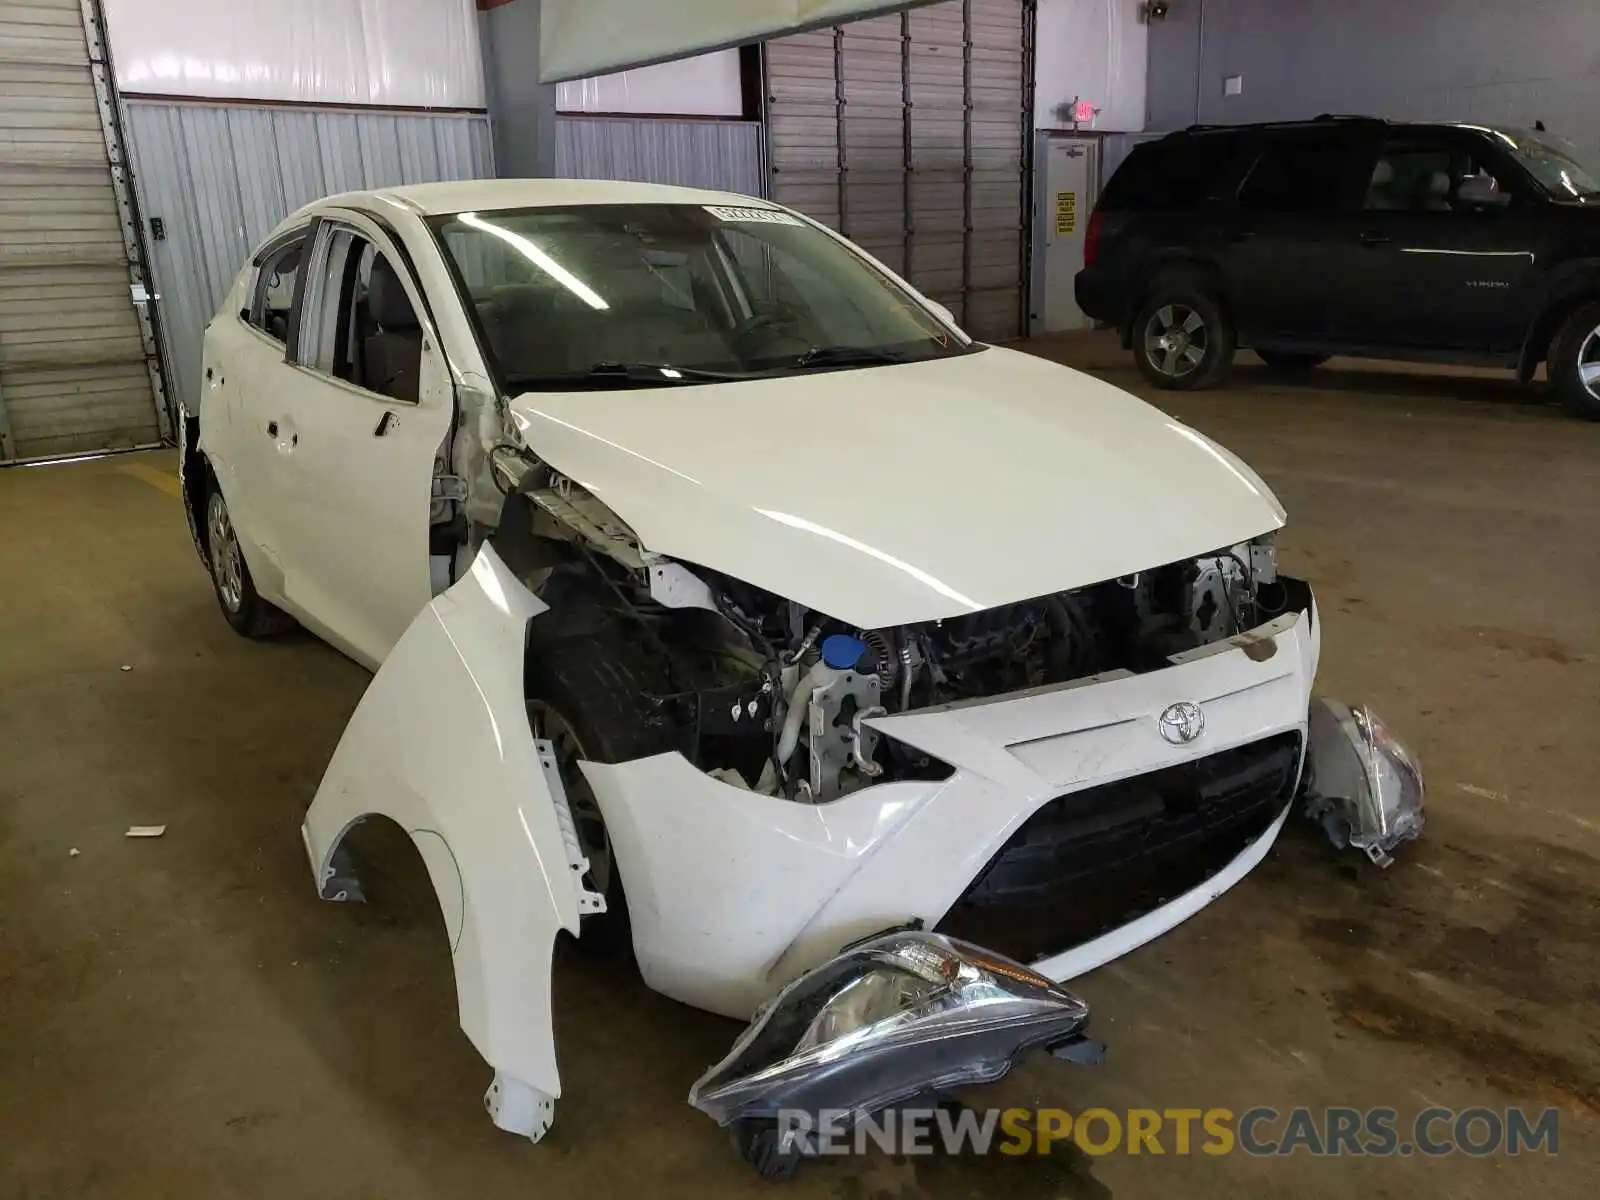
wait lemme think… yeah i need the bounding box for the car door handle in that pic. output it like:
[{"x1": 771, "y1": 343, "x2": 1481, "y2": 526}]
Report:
[
  {"x1": 1358, "y1": 231, "x2": 1392, "y2": 247},
  {"x1": 1226, "y1": 230, "x2": 1257, "y2": 243}
]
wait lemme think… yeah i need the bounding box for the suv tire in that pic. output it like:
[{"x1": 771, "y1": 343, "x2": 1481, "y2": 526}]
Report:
[
  {"x1": 1132, "y1": 281, "x2": 1235, "y2": 390},
  {"x1": 1550, "y1": 301, "x2": 1600, "y2": 420},
  {"x1": 1256, "y1": 350, "x2": 1328, "y2": 372}
]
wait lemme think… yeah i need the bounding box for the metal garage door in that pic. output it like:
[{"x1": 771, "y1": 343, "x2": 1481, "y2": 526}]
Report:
[
  {"x1": 765, "y1": 0, "x2": 1031, "y2": 341},
  {"x1": 122, "y1": 102, "x2": 494, "y2": 420},
  {"x1": 0, "y1": 0, "x2": 164, "y2": 462}
]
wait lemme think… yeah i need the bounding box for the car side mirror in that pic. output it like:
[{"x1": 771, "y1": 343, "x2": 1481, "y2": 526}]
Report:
[{"x1": 1458, "y1": 176, "x2": 1512, "y2": 210}]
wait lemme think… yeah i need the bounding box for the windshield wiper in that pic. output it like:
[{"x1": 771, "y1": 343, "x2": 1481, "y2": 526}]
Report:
[
  {"x1": 504, "y1": 361, "x2": 749, "y2": 390},
  {"x1": 790, "y1": 345, "x2": 915, "y2": 370}
]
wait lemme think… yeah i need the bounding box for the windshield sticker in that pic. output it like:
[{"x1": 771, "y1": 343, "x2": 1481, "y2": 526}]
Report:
[{"x1": 703, "y1": 205, "x2": 804, "y2": 226}]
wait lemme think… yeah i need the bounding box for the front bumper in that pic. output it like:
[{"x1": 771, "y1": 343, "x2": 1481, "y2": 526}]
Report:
[{"x1": 581, "y1": 593, "x2": 1320, "y2": 1020}]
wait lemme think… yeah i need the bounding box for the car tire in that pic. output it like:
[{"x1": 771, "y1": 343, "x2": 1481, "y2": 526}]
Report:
[
  {"x1": 204, "y1": 485, "x2": 296, "y2": 638},
  {"x1": 1132, "y1": 281, "x2": 1236, "y2": 390},
  {"x1": 524, "y1": 619, "x2": 683, "y2": 957},
  {"x1": 1256, "y1": 350, "x2": 1328, "y2": 372},
  {"x1": 1549, "y1": 300, "x2": 1600, "y2": 420}
]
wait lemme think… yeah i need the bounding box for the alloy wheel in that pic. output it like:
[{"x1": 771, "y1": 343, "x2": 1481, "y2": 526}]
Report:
[
  {"x1": 1578, "y1": 325, "x2": 1600, "y2": 401},
  {"x1": 1143, "y1": 304, "x2": 1208, "y2": 379},
  {"x1": 206, "y1": 492, "x2": 244, "y2": 613}
]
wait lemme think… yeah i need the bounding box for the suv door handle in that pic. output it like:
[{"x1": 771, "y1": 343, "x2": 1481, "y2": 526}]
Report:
[
  {"x1": 1227, "y1": 230, "x2": 1257, "y2": 243},
  {"x1": 1358, "y1": 231, "x2": 1392, "y2": 246}
]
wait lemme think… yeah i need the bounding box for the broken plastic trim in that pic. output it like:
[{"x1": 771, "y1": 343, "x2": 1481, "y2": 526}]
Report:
[
  {"x1": 689, "y1": 931, "x2": 1093, "y2": 1174},
  {"x1": 1302, "y1": 698, "x2": 1426, "y2": 867}
]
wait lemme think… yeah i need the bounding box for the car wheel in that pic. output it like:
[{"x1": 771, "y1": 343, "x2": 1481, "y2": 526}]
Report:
[
  {"x1": 1256, "y1": 350, "x2": 1328, "y2": 372},
  {"x1": 524, "y1": 625, "x2": 683, "y2": 957},
  {"x1": 204, "y1": 485, "x2": 296, "y2": 638},
  {"x1": 1132, "y1": 283, "x2": 1236, "y2": 390},
  {"x1": 1549, "y1": 300, "x2": 1600, "y2": 420}
]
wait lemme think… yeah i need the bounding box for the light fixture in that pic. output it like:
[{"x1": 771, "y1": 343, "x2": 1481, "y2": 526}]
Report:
[{"x1": 456, "y1": 211, "x2": 609, "y2": 311}]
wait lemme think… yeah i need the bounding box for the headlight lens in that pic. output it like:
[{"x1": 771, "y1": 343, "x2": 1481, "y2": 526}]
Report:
[
  {"x1": 1305, "y1": 698, "x2": 1425, "y2": 866},
  {"x1": 689, "y1": 931, "x2": 1091, "y2": 1127}
]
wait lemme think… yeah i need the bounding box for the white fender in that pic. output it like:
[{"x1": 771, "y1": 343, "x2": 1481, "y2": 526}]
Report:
[{"x1": 301, "y1": 545, "x2": 580, "y2": 1137}]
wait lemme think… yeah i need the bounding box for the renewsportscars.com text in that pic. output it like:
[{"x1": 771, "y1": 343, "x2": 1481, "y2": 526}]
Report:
[{"x1": 775, "y1": 1105, "x2": 1561, "y2": 1158}]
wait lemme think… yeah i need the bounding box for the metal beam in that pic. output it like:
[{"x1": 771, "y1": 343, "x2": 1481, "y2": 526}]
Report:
[{"x1": 79, "y1": 0, "x2": 173, "y2": 442}]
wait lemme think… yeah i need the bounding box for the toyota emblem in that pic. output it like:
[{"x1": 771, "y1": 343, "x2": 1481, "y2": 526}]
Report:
[{"x1": 1158, "y1": 701, "x2": 1205, "y2": 745}]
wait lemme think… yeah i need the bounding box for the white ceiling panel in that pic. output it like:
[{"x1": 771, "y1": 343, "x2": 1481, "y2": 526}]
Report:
[{"x1": 539, "y1": 0, "x2": 941, "y2": 83}]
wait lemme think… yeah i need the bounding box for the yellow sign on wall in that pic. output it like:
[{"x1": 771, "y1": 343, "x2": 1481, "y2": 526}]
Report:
[{"x1": 1055, "y1": 190, "x2": 1077, "y2": 235}]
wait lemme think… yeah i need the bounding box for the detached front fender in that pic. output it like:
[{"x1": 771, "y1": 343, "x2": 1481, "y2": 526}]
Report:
[{"x1": 301, "y1": 545, "x2": 580, "y2": 1129}]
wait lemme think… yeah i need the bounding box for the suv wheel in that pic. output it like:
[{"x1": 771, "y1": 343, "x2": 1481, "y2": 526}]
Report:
[
  {"x1": 1132, "y1": 284, "x2": 1235, "y2": 390},
  {"x1": 1256, "y1": 350, "x2": 1328, "y2": 372},
  {"x1": 1550, "y1": 301, "x2": 1600, "y2": 420}
]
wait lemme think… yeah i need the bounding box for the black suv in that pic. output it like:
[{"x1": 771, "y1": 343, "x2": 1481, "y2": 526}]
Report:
[{"x1": 1075, "y1": 116, "x2": 1600, "y2": 418}]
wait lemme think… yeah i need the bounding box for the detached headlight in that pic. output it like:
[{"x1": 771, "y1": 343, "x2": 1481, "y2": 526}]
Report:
[
  {"x1": 689, "y1": 930, "x2": 1094, "y2": 1174},
  {"x1": 1303, "y1": 698, "x2": 1425, "y2": 866}
]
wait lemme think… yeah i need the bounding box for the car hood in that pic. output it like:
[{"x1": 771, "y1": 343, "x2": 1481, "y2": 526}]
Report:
[{"x1": 507, "y1": 346, "x2": 1286, "y2": 629}]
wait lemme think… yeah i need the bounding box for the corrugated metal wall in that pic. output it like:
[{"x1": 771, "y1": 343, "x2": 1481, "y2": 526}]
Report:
[
  {"x1": 554, "y1": 116, "x2": 764, "y2": 196},
  {"x1": 765, "y1": 0, "x2": 1030, "y2": 342},
  {"x1": 122, "y1": 101, "x2": 493, "y2": 416},
  {"x1": 0, "y1": 0, "x2": 163, "y2": 462}
]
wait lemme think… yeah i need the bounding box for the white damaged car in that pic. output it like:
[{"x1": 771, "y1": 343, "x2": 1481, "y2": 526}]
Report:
[{"x1": 181, "y1": 180, "x2": 1424, "y2": 1170}]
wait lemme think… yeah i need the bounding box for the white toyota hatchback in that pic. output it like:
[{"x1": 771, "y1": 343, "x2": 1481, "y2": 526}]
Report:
[{"x1": 181, "y1": 179, "x2": 1422, "y2": 1168}]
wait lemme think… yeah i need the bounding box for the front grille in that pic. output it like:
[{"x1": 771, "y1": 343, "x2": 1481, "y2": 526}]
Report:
[{"x1": 934, "y1": 732, "x2": 1301, "y2": 963}]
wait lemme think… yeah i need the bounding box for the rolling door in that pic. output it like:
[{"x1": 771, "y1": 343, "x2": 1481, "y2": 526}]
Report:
[
  {"x1": 766, "y1": 0, "x2": 1029, "y2": 341},
  {"x1": 0, "y1": 0, "x2": 163, "y2": 462}
]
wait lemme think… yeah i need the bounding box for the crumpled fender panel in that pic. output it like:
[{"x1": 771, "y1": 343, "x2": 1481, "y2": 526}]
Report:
[{"x1": 301, "y1": 546, "x2": 580, "y2": 1101}]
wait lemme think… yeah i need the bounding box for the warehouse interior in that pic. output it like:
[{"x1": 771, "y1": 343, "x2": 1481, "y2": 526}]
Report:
[{"x1": 1, "y1": 1, "x2": 1597, "y2": 1196}]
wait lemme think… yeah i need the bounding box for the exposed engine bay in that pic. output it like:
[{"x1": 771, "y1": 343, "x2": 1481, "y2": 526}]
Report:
[{"x1": 495, "y1": 466, "x2": 1293, "y2": 803}]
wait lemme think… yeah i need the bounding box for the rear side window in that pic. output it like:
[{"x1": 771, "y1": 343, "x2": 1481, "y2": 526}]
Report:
[
  {"x1": 1237, "y1": 132, "x2": 1366, "y2": 213},
  {"x1": 1098, "y1": 135, "x2": 1248, "y2": 211},
  {"x1": 247, "y1": 233, "x2": 308, "y2": 343}
]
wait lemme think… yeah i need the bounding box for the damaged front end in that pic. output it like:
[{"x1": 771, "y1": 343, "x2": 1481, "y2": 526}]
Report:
[
  {"x1": 1301, "y1": 698, "x2": 1426, "y2": 867},
  {"x1": 689, "y1": 930, "x2": 1097, "y2": 1180}
]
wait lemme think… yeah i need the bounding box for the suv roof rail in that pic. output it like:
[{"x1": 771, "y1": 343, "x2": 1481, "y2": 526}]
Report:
[{"x1": 1177, "y1": 115, "x2": 1385, "y2": 134}]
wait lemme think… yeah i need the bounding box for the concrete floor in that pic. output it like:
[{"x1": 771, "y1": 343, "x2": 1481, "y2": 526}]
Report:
[{"x1": 2, "y1": 336, "x2": 1597, "y2": 1198}]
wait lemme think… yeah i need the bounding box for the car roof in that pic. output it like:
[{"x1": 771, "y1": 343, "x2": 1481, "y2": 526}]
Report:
[
  {"x1": 1166, "y1": 116, "x2": 1514, "y2": 141},
  {"x1": 311, "y1": 178, "x2": 776, "y2": 218}
]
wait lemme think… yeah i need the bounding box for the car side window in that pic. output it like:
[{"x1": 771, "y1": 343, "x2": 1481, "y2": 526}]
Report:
[
  {"x1": 303, "y1": 227, "x2": 424, "y2": 403},
  {"x1": 1363, "y1": 140, "x2": 1512, "y2": 213},
  {"x1": 247, "y1": 234, "x2": 308, "y2": 344},
  {"x1": 1099, "y1": 134, "x2": 1252, "y2": 212},
  {"x1": 1236, "y1": 133, "x2": 1364, "y2": 214}
]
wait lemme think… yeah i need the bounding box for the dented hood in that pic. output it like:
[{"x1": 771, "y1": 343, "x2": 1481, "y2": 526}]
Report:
[{"x1": 508, "y1": 346, "x2": 1286, "y2": 629}]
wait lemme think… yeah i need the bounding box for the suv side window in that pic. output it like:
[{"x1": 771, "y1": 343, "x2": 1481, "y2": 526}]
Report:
[
  {"x1": 302, "y1": 226, "x2": 424, "y2": 403},
  {"x1": 1098, "y1": 134, "x2": 1250, "y2": 211},
  {"x1": 1237, "y1": 132, "x2": 1365, "y2": 214},
  {"x1": 1363, "y1": 138, "x2": 1513, "y2": 212},
  {"x1": 247, "y1": 233, "x2": 308, "y2": 343}
]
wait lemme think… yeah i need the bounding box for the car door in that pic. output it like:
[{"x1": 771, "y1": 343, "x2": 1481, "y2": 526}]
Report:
[
  {"x1": 1338, "y1": 132, "x2": 1542, "y2": 353},
  {"x1": 198, "y1": 225, "x2": 313, "y2": 607},
  {"x1": 269, "y1": 213, "x2": 457, "y2": 668},
  {"x1": 1222, "y1": 129, "x2": 1372, "y2": 346}
]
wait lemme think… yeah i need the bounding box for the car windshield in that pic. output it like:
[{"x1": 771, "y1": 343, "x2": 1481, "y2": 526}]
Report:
[
  {"x1": 1499, "y1": 130, "x2": 1600, "y2": 200},
  {"x1": 428, "y1": 203, "x2": 976, "y2": 390}
]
